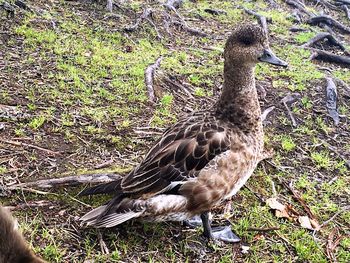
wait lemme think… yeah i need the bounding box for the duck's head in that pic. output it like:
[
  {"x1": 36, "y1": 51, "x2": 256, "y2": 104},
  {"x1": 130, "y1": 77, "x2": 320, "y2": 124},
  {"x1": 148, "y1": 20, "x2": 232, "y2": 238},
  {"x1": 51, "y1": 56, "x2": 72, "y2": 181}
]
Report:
[{"x1": 224, "y1": 24, "x2": 287, "y2": 67}]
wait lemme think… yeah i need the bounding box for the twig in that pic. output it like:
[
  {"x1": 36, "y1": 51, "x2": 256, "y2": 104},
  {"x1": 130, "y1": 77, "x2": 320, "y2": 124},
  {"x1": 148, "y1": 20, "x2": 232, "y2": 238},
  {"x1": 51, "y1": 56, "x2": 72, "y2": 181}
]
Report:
[
  {"x1": 282, "y1": 181, "x2": 317, "y2": 220},
  {"x1": 204, "y1": 8, "x2": 227, "y2": 15},
  {"x1": 124, "y1": 8, "x2": 152, "y2": 32},
  {"x1": 320, "y1": 139, "x2": 350, "y2": 168},
  {"x1": 172, "y1": 21, "x2": 208, "y2": 37},
  {"x1": 145, "y1": 56, "x2": 163, "y2": 102},
  {"x1": 97, "y1": 230, "x2": 110, "y2": 255},
  {"x1": 8, "y1": 173, "x2": 122, "y2": 189},
  {"x1": 325, "y1": 77, "x2": 340, "y2": 125},
  {"x1": 281, "y1": 94, "x2": 300, "y2": 127},
  {"x1": 247, "y1": 226, "x2": 280, "y2": 232},
  {"x1": 0, "y1": 138, "x2": 61, "y2": 156},
  {"x1": 320, "y1": 206, "x2": 350, "y2": 228}
]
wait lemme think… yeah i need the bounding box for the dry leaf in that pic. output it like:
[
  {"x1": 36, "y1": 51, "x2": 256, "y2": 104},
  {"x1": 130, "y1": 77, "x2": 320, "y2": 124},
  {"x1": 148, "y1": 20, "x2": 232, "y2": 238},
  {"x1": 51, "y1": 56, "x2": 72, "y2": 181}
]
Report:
[
  {"x1": 299, "y1": 216, "x2": 314, "y2": 230},
  {"x1": 266, "y1": 198, "x2": 298, "y2": 220}
]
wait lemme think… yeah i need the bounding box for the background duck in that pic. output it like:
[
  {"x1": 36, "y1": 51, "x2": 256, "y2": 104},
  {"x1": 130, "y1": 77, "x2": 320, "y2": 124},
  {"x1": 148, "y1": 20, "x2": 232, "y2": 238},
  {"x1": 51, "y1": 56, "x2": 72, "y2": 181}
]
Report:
[
  {"x1": 0, "y1": 205, "x2": 47, "y2": 263},
  {"x1": 80, "y1": 23, "x2": 287, "y2": 242}
]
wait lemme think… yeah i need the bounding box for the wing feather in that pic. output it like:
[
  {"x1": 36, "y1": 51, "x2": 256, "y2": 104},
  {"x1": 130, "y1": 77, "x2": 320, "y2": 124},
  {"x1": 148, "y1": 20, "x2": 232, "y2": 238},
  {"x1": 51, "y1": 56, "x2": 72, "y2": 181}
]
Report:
[{"x1": 119, "y1": 112, "x2": 231, "y2": 196}]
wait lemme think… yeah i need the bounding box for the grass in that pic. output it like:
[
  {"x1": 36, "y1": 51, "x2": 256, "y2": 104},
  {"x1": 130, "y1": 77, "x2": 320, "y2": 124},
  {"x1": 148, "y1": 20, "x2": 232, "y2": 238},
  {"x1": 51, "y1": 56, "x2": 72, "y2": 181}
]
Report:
[{"x1": 1, "y1": 0, "x2": 350, "y2": 262}]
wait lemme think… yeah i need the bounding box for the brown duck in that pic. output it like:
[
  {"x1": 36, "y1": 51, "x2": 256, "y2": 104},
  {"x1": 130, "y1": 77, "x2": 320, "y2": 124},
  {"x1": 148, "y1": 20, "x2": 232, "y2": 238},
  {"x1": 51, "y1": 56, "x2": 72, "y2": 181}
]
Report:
[
  {"x1": 80, "y1": 23, "x2": 287, "y2": 242},
  {"x1": 0, "y1": 206, "x2": 47, "y2": 263}
]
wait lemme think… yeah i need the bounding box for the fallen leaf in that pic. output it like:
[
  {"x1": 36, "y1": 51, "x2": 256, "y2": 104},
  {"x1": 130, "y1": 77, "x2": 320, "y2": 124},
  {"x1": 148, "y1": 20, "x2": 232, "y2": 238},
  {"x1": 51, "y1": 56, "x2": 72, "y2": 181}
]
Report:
[
  {"x1": 266, "y1": 198, "x2": 298, "y2": 221},
  {"x1": 298, "y1": 216, "x2": 313, "y2": 230}
]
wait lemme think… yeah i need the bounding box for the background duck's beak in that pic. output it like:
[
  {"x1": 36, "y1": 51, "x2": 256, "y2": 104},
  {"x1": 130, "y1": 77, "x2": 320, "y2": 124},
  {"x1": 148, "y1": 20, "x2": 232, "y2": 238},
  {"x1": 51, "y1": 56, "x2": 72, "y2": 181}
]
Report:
[{"x1": 258, "y1": 49, "x2": 288, "y2": 67}]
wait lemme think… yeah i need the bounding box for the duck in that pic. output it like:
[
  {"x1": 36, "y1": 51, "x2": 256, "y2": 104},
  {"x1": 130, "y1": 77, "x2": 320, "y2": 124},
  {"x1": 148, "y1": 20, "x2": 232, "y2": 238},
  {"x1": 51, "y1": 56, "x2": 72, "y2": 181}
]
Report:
[
  {"x1": 0, "y1": 205, "x2": 47, "y2": 263},
  {"x1": 80, "y1": 23, "x2": 287, "y2": 242}
]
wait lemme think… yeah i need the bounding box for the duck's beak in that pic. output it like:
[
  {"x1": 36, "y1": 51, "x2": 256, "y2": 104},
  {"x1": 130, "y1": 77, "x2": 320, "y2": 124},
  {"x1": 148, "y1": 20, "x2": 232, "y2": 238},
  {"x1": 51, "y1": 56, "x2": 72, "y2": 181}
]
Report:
[{"x1": 258, "y1": 49, "x2": 288, "y2": 67}]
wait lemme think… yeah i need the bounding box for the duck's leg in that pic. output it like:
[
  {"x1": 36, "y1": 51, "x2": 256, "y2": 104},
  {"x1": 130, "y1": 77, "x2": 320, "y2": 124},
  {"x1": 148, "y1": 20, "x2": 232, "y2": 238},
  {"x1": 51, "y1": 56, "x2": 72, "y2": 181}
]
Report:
[{"x1": 200, "y1": 212, "x2": 241, "y2": 243}]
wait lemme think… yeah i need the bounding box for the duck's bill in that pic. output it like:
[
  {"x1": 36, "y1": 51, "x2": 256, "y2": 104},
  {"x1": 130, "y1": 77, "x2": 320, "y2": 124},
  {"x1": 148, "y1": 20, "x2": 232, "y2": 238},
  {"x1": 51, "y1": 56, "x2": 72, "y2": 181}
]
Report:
[{"x1": 258, "y1": 49, "x2": 288, "y2": 67}]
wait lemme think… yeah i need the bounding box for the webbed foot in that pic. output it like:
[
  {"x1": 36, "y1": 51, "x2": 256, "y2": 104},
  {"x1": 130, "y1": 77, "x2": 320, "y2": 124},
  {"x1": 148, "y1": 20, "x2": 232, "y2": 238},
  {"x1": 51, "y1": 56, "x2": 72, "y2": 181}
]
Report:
[{"x1": 200, "y1": 212, "x2": 240, "y2": 243}]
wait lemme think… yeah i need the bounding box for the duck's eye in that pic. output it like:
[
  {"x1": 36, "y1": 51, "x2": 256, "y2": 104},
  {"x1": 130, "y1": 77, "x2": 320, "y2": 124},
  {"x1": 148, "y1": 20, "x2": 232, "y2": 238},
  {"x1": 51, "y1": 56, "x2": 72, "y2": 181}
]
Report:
[{"x1": 239, "y1": 36, "x2": 255, "y2": 46}]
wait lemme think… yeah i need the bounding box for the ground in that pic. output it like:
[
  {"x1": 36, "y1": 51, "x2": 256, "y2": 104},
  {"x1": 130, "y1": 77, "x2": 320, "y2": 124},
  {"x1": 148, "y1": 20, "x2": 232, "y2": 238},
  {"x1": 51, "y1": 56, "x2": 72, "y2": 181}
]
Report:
[{"x1": 0, "y1": 0, "x2": 349, "y2": 262}]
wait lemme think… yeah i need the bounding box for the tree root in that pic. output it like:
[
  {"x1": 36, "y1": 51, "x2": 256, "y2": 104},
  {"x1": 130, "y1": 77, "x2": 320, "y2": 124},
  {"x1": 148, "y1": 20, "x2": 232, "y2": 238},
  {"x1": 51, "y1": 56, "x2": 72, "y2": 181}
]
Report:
[
  {"x1": 307, "y1": 15, "x2": 350, "y2": 34},
  {"x1": 124, "y1": 8, "x2": 152, "y2": 32},
  {"x1": 307, "y1": 48, "x2": 350, "y2": 65},
  {"x1": 243, "y1": 7, "x2": 271, "y2": 35},
  {"x1": 301, "y1": 32, "x2": 350, "y2": 55},
  {"x1": 284, "y1": 0, "x2": 311, "y2": 16}
]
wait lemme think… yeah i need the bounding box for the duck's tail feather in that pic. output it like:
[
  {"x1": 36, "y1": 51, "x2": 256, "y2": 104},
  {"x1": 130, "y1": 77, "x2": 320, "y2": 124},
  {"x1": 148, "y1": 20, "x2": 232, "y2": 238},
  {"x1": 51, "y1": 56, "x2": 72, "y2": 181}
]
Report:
[
  {"x1": 87, "y1": 210, "x2": 144, "y2": 228},
  {"x1": 79, "y1": 179, "x2": 122, "y2": 196},
  {"x1": 80, "y1": 194, "x2": 145, "y2": 228}
]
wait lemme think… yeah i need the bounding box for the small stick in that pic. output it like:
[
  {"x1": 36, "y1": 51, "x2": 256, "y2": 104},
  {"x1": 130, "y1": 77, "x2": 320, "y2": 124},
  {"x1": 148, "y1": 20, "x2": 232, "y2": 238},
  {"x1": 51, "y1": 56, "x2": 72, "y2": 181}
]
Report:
[
  {"x1": 281, "y1": 94, "x2": 299, "y2": 127},
  {"x1": 0, "y1": 138, "x2": 61, "y2": 156},
  {"x1": 8, "y1": 173, "x2": 122, "y2": 189},
  {"x1": 204, "y1": 8, "x2": 227, "y2": 15},
  {"x1": 320, "y1": 205, "x2": 350, "y2": 228},
  {"x1": 320, "y1": 139, "x2": 350, "y2": 168},
  {"x1": 97, "y1": 230, "x2": 110, "y2": 255},
  {"x1": 172, "y1": 21, "x2": 207, "y2": 37},
  {"x1": 145, "y1": 56, "x2": 163, "y2": 102},
  {"x1": 247, "y1": 226, "x2": 280, "y2": 232},
  {"x1": 282, "y1": 181, "x2": 317, "y2": 220},
  {"x1": 124, "y1": 8, "x2": 152, "y2": 32}
]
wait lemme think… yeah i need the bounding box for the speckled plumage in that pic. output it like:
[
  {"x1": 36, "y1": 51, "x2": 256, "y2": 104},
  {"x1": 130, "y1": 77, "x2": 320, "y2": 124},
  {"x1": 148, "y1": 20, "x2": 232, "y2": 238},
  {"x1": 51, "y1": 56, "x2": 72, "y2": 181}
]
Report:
[
  {"x1": 0, "y1": 206, "x2": 47, "y2": 263},
  {"x1": 80, "y1": 24, "x2": 283, "y2": 228}
]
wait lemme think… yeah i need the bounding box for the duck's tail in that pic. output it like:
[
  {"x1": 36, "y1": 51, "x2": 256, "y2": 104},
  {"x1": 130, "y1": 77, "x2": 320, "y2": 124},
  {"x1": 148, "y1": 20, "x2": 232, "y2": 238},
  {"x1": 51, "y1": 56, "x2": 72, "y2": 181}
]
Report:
[
  {"x1": 80, "y1": 194, "x2": 146, "y2": 228},
  {"x1": 0, "y1": 205, "x2": 47, "y2": 263}
]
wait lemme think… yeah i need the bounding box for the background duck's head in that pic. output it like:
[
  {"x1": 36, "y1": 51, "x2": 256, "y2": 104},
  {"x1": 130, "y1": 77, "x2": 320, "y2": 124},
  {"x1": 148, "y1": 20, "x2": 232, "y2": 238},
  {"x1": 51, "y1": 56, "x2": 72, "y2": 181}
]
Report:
[{"x1": 224, "y1": 23, "x2": 287, "y2": 67}]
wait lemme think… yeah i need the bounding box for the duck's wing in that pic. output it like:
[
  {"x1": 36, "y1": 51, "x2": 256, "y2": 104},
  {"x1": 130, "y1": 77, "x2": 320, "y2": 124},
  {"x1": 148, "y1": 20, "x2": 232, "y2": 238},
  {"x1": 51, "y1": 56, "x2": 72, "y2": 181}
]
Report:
[{"x1": 120, "y1": 112, "x2": 231, "y2": 197}]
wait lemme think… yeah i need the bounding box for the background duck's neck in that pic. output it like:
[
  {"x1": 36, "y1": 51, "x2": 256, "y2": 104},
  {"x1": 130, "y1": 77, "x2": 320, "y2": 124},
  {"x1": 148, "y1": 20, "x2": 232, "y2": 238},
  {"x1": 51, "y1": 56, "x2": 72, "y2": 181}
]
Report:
[{"x1": 215, "y1": 62, "x2": 261, "y2": 131}]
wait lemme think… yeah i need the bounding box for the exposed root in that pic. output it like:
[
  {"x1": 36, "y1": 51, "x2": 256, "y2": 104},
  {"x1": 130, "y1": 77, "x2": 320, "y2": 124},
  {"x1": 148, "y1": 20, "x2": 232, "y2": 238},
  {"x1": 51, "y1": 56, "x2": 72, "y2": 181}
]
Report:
[
  {"x1": 307, "y1": 15, "x2": 350, "y2": 33},
  {"x1": 124, "y1": 8, "x2": 152, "y2": 32},
  {"x1": 243, "y1": 7, "x2": 271, "y2": 35},
  {"x1": 284, "y1": 0, "x2": 311, "y2": 16},
  {"x1": 307, "y1": 48, "x2": 350, "y2": 65},
  {"x1": 301, "y1": 32, "x2": 350, "y2": 55}
]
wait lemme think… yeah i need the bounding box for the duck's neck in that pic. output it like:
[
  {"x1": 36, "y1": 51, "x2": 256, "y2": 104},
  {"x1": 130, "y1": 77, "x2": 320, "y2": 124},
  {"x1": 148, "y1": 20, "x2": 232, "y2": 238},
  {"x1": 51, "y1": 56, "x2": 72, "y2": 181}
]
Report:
[{"x1": 215, "y1": 62, "x2": 261, "y2": 131}]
